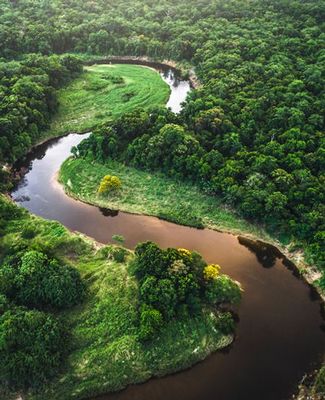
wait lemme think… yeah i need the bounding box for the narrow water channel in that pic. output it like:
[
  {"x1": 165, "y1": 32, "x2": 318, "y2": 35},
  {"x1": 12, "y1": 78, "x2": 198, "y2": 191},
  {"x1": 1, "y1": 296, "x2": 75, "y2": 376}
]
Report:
[{"x1": 11, "y1": 66, "x2": 324, "y2": 400}]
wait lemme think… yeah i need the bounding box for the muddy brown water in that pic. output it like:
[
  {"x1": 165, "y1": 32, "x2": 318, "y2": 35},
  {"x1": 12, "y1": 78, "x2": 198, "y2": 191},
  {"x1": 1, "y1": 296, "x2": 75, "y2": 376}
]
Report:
[{"x1": 11, "y1": 67, "x2": 324, "y2": 400}]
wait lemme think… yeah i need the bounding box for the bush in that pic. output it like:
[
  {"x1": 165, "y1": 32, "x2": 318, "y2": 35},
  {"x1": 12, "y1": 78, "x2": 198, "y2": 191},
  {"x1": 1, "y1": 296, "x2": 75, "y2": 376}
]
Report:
[
  {"x1": 139, "y1": 305, "x2": 163, "y2": 341},
  {"x1": 133, "y1": 241, "x2": 167, "y2": 279},
  {"x1": 205, "y1": 274, "x2": 241, "y2": 305},
  {"x1": 110, "y1": 246, "x2": 128, "y2": 263},
  {"x1": 140, "y1": 276, "x2": 177, "y2": 320},
  {"x1": 14, "y1": 251, "x2": 86, "y2": 310},
  {"x1": 97, "y1": 175, "x2": 121, "y2": 194},
  {"x1": 0, "y1": 308, "x2": 68, "y2": 388}
]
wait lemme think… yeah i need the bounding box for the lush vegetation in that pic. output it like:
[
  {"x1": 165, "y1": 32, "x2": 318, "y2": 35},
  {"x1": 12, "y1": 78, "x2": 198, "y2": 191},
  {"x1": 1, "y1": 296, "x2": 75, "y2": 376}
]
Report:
[
  {"x1": 0, "y1": 197, "x2": 86, "y2": 392},
  {"x1": 0, "y1": 54, "x2": 83, "y2": 164},
  {"x1": 0, "y1": 0, "x2": 323, "y2": 284},
  {"x1": 1, "y1": 250, "x2": 85, "y2": 310},
  {"x1": 0, "y1": 195, "x2": 238, "y2": 399},
  {"x1": 133, "y1": 241, "x2": 241, "y2": 340},
  {"x1": 0, "y1": 0, "x2": 324, "y2": 395},
  {"x1": 0, "y1": 308, "x2": 68, "y2": 388},
  {"x1": 48, "y1": 64, "x2": 170, "y2": 136}
]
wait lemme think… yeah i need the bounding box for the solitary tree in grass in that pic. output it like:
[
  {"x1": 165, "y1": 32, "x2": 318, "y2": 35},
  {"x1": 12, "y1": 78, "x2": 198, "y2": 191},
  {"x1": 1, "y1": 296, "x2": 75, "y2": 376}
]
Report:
[{"x1": 97, "y1": 175, "x2": 121, "y2": 194}]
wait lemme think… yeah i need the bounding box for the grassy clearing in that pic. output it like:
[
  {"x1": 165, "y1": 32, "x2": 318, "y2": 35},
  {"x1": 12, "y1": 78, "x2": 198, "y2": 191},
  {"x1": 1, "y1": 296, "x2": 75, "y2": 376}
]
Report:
[
  {"x1": 46, "y1": 64, "x2": 170, "y2": 137},
  {"x1": 0, "y1": 196, "x2": 232, "y2": 400},
  {"x1": 59, "y1": 157, "x2": 273, "y2": 241}
]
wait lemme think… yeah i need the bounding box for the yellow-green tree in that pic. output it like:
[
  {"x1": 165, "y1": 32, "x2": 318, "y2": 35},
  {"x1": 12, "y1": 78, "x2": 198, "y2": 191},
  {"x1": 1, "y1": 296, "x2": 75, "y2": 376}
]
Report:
[
  {"x1": 97, "y1": 175, "x2": 121, "y2": 194},
  {"x1": 203, "y1": 264, "x2": 220, "y2": 280}
]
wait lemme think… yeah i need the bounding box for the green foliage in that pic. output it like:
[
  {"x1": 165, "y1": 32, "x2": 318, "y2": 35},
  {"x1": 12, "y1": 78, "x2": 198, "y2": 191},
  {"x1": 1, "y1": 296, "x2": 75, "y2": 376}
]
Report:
[
  {"x1": 139, "y1": 305, "x2": 163, "y2": 341},
  {"x1": 0, "y1": 294, "x2": 9, "y2": 314},
  {"x1": 21, "y1": 226, "x2": 37, "y2": 239},
  {"x1": 205, "y1": 275, "x2": 242, "y2": 305},
  {"x1": 1, "y1": 250, "x2": 85, "y2": 310},
  {"x1": 134, "y1": 241, "x2": 240, "y2": 340},
  {"x1": 0, "y1": 308, "x2": 68, "y2": 388},
  {"x1": 112, "y1": 234, "x2": 125, "y2": 244},
  {"x1": 107, "y1": 246, "x2": 128, "y2": 263},
  {"x1": 133, "y1": 241, "x2": 166, "y2": 280},
  {"x1": 127, "y1": 123, "x2": 204, "y2": 180},
  {"x1": 140, "y1": 276, "x2": 177, "y2": 320},
  {"x1": 0, "y1": 55, "x2": 82, "y2": 164}
]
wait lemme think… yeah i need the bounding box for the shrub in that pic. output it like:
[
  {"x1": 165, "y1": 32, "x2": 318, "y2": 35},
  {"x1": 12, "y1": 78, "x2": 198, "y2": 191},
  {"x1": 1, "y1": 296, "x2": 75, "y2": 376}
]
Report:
[
  {"x1": 132, "y1": 242, "x2": 241, "y2": 339},
  {"x1": 112, "y1": 234, "x2": 125, "y2": 244},
  {"x1": 205, "y1": 274, "x2": 241, "y2": 305},
  {"x1": 140, "y1": 276, "x2": 177, "y2": 320},
  {"x1": 97, "y1": 175, "x2": 121, "y2": 194},
  {"x1": 15, "y1": 250, "x2": 86, "y2": 310},
  {"x1": 133, "y1": 241, "x2": 167, "y2": 279},
  {"x1": 110, "y1": 246, "x2": 128, "y2": 263},
  {"x1": 0, "y1": 308, "x2": 68, "y2": 388},
  {"x1": 139, "y1": 305, "x2": 163, "y2": 341}
]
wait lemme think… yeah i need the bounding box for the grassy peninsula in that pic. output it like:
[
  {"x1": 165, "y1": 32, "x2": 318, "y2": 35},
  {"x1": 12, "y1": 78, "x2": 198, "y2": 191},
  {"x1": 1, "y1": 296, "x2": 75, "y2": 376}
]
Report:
[
  {"x1": 47, "y1": 64, "x2": 170, "y2": 137},
  {"x1": 60, "y1": 157, "x2": 273, "y2": 240},
  {"x1": 0, "y1": 195, "x2": 237, "y2": 400}
]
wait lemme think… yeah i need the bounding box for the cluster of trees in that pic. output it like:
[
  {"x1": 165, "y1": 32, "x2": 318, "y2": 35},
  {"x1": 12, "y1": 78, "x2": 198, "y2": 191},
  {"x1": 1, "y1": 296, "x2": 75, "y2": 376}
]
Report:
[
  {"x1": 132, "y1": 241, "x2": 241, "y2": 340},
  {"x1": 0, "y1": 54, "x2": 82, "y2": 163},
  {"x1": 0, "y1": 249, "x2": 85, "y2": 388}
]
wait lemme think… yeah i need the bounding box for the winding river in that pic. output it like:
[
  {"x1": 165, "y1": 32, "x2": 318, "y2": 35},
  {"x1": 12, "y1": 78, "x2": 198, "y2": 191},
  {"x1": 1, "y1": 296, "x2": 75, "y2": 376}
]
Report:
[{"x1": 11, "y1": 66, "x2": 324, "y2": 400}]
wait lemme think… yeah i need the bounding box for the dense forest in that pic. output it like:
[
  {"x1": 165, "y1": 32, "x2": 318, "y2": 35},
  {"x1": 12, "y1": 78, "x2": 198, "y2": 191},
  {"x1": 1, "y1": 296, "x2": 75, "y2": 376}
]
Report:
[
  {"x1": 0, "y1": 0, "x2": 324, "y2": 397},
  {"x1": 0, "y1": 0, "x2": 324, "y2": 286}
]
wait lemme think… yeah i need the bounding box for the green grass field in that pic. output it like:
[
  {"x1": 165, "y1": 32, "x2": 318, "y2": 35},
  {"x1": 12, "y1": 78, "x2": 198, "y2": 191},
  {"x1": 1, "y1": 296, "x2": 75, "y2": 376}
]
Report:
[
  {"x1": 59, "y1": 157, "x2": 272, "y2": 241},
  {"x1": 0, "y1": 196, "x2": 232, "y2": 400},
  {"x1": 48, "y1": 64, "x2": 170, "y2": 136}
]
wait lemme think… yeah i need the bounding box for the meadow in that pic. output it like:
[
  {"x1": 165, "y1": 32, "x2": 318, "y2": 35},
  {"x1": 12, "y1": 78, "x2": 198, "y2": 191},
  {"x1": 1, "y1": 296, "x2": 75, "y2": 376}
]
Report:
[
  {"x1": 47, "y1": 64, "x2": 170, "y2": 136},
  {"x1": 59, "y1": 157, "x2": 272, "y2": 241}
]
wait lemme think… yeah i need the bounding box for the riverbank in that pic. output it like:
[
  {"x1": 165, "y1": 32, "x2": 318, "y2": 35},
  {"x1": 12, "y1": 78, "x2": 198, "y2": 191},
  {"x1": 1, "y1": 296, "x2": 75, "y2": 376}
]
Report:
[
  {"x1": 0, "y1": 194, "x2": 234, "y2": 400},
  {"x1": 59, "y1": 157, "x2": 324, "y2": 301},
  {"x1": 81, "y1": 54, "x2": 201, "y2": 89}
]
